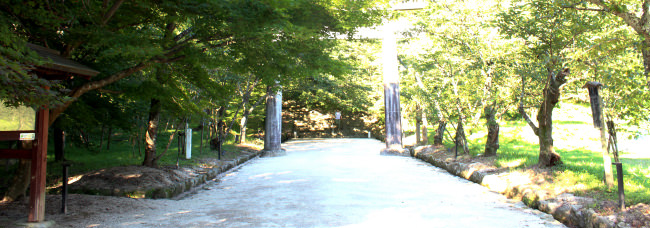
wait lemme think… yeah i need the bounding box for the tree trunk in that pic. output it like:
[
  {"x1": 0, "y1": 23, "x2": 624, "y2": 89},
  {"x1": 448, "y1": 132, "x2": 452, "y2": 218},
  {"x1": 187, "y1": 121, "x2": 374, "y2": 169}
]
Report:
[
  {"x1": 239, "y1": 115, "x2": 248, "y2": 143},
  {"x1": 534, "y1": 69, "x2": 569, "y2": 166},
  {"x1": 484, "y1": 106, "x2": 499, "y2": 157},
  {"x1": 240, "y1": 95, "x2": 265, "y2": 144},
  {"x1": 200, "y1": 118, "x2": 205, "y2": 154},
  {"x1": 2, "y1": 140, "x2": 33, "y2": 202},
  {"x1": 142, "y1": 98, "x2": 161, "y2": 167},
  {"x1": 640, "y1": 32, "x2": 650, "y2": 90},
  {"x1": 454, "y1": 120, "x2": 469, "y2": 155},
  {"x1": 99, "y1": 125, "x2": 105, "y2": 153},
  {"x1": 421, "y1": 125, "x2": 428, "y2": 145},
  {"x1": 106, "y1": 127, "x2": 112, "y2": 150},
  {"x1": 434, "y1": 121, "x2": 446, "y2": 146},
  {"x1": 217, "y1": 119, "x2": 224, "y2": 156},
  {"x1": 53, "y1": 127, "x2": 65, "y2": 162},
  {"x1": 415, "y1": 106, "x2": 422, "y2": 145}
]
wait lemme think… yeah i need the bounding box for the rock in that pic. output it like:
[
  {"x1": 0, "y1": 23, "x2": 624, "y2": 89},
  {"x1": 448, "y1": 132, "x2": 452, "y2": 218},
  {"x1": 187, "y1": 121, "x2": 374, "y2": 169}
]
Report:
[{"x1": 481, "y1": 175, "x2": 508, "y2": 193}]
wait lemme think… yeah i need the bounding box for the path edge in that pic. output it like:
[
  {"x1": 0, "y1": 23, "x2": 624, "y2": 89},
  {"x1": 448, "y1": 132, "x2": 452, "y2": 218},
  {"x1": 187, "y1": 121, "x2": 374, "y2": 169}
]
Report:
[
  {"x1": 69, "y1": 150, "x2": 263, "y2": 199},
  {"x1": 410, "y1": 145, "x2": 631, "y2": 228}
]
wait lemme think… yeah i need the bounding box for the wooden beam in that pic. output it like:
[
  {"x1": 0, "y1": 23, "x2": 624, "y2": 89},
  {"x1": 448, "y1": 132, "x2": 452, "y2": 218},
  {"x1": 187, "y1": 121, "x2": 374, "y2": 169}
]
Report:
[
  {"x1": 0, "y1": 131, "x2": 36, "y2": 141},
  {"x1": 0, "y1": 149, "x2": 32, "y2": 159},
  {"x1": 28, "y1": 109, "x2": 48, "y2": 222}
]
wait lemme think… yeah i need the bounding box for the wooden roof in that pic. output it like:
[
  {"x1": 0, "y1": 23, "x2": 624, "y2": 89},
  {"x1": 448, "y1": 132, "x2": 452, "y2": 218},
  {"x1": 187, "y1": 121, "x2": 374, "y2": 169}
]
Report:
[{"x1": 27, "y1": 43, "x2": 100, "y2": 79}]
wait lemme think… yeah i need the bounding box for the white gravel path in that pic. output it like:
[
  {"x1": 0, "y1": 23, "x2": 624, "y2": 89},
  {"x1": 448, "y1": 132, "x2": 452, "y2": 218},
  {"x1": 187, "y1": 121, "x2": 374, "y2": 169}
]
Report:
[{"x1": 52, "y1": 138, "x2": 566, "y2": 228}]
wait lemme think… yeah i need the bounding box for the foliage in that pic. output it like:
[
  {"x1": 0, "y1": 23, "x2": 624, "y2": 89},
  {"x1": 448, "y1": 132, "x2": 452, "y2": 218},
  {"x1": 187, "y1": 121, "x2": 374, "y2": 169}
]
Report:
[{"x1": 285, "y1": 39, "x2": 382, "y2": 115}]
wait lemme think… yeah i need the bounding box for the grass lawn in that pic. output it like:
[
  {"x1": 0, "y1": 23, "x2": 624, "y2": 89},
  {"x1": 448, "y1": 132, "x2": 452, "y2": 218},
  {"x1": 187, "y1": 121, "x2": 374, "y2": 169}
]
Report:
[{"x1": 430, "y1": 102, "x2": 650, "y2": 205}]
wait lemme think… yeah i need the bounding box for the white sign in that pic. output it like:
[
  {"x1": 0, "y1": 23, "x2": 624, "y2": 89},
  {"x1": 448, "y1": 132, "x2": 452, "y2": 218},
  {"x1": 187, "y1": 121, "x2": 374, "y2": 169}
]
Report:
[
  {"x1": 335, "y1": 111, "x2": 341, "y2": 120},
  {"x1": 19, "y1": 133, "x2": 35, "y2": 141},
  {"x1": 185, "y1": 128, "x2": 192, "y2": 159}
]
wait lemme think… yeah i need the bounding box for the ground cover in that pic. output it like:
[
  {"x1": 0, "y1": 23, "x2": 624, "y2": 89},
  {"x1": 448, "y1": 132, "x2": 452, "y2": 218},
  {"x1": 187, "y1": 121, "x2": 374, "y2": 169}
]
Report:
[
  {"x1": 432, "y1": 103, "x2": 650, "y2": 205},
  {"x1": 0, "y1": 128, "x2": 262, "y2": 196},
  {"x1": 423, "y1": 102, "x2": 650, "y2": 226}
]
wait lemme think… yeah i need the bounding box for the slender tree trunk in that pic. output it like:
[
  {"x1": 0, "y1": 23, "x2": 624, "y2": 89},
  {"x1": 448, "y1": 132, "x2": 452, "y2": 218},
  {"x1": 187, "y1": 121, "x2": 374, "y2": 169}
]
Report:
[
  {"x1": 200, "y1": 117, "x2": 205, "y2": 154},
  {"x1": 454, "y1": 120, "x2": 469, "y2": 155},
  {"x1": 53, "y1": 127, "x2": 65, "y2": 161},
  {"x1": 641, "y1": 37, "x2": 650, "y2": 90},
  {"x1": 239, "y1": 95, "x2": 264, "y2": 144},
  {"x1": 421, "y1": 114, "x2": 428, "y2": 145},
  {"x1": 2, "y1": 141, "x2": 32, "y2": 202},
  {"x1": 138, "y1": 115, "x2": 143, "y2": 156},
  {"x1": 106, "y1": 127, "x2": 112, "y2": 150},
  {"x1": 99, "y1": 125, "x2": 105, "y2": 153},
  {"x1": 422, "y1": 125, "x2": 428, "y2": 145},
  {"x1": 484, "y1": 106, "x2": 499, "y2": 157},
  {"x1": 415, "y1": 106, "x2": 422, "y2": 145},
  {"x1": 434, "y1": 121, "x2": 446, "y2": 146},
  {"x1": 239, "y1": 115, "x2": 247, "y2": 143},
  {"x1": 215, "y1": 107, "x2": 225, "y2": 156},
  {"x1": 142, "y1": 98, "x2": 161, "y2": 167}
]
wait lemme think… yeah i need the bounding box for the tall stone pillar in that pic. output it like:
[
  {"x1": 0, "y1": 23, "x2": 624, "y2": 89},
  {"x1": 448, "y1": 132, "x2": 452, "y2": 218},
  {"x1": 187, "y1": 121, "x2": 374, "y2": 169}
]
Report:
[
  {"x1": 381, "y1": 22, "x2": 409, "y2": 156},
  {"x1": 263, "y1": 84, "x2": 285, "y2": 157}
]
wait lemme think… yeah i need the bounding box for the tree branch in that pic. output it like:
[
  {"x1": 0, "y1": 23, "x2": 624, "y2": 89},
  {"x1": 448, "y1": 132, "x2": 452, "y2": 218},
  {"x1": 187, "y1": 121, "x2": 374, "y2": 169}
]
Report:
[
  {"x1": 561, "y1": 5, "x2": 605, "y2": 12},
  {"x1": 101, "y1": 0, "x2": 124, "y2": 26},
  {"x1": 519, "y1": 75, "x2": 539, "y2": 135}
]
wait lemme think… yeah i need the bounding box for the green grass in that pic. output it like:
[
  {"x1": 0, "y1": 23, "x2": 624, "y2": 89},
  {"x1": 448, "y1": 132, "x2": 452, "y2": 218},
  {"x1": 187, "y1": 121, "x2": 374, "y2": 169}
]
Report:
[
  {"x1": 40, "y1": 130, "x2": 258, "y2": 191},
  {"x1": 428, "y1": 118, "x2": 650, "y2": 205}
]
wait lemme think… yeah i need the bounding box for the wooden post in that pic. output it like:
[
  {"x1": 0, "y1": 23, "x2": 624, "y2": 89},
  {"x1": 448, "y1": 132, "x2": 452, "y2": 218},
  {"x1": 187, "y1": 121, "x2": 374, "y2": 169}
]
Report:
[
  {"x1": 28, "y1": 108, "x2": 48, "y2": 222},
  {"x1": 583, "y1": 81, "x2": 614, "y2": 189}
]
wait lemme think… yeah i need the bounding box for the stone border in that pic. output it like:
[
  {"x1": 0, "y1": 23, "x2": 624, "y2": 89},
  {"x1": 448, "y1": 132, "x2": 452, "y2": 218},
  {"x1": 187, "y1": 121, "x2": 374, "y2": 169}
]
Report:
[
  {"x1": 69, "y1": 150, "x2": 263, "y2": 199},
  {"x1": 411, "y1": 145, "x2": 631, "y2": 228}
]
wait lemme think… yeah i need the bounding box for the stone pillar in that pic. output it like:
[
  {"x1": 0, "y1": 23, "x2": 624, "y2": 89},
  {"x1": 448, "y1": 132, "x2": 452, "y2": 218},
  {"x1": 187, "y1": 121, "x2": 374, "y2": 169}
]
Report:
[
  {"x1": 380, "y1": 21, "x2": 409, "y2": 156},
  {"x1": 263, "y1": 84, "x2": 285, "y2": 157}
]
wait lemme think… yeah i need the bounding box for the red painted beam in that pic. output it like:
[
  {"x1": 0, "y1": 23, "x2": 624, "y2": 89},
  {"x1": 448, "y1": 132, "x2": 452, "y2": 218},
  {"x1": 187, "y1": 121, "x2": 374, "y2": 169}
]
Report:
[
  {"x1": 0, "y1": 149, "x2": 32, "y2": 159},
  {"x1": 0, "y1": 131, "x2": 36, "y2": 141},
  {"x1": 28, "y1": 109, "x2": 48, "y2": 223}
]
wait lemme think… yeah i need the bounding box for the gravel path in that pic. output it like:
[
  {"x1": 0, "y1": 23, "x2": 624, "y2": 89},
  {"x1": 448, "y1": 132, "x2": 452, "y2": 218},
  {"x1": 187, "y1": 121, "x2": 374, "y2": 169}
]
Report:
[{"x1": 48, "y1": 138, "x2": 566, "y2": 227}]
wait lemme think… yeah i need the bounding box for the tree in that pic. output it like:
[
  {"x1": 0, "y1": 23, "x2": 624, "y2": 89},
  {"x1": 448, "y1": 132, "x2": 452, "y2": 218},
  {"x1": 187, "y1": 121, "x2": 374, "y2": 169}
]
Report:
[
  {"x1": 1, "y1": 0, "x2": 388, "y2": 200},
  {"x1": 498, "y1": 0, "x2": 598, "y2": 166},
  {"x1": 400, "y1": 0, "x2": 518, "y2": 156},
  {"x1": 561, "y1": 0, "x2": 650, "y2": 91}
]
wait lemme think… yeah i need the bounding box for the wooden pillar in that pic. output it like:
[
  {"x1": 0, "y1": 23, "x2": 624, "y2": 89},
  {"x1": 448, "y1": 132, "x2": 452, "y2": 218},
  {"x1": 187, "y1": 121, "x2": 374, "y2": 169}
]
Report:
[
  {"x1": 263, "y1": 84, "x2": 284, "y2": 156},
  {"x1": 28, "y1": 108, "x2": 48, "y2": 222},
  {"x1": 583, "y1": 82, "x2": 614, "y2": 189}
]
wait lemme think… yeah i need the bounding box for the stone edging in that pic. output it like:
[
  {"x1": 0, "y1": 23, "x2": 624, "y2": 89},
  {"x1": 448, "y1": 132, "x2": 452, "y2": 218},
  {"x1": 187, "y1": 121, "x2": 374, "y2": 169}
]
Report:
[
  {"x1": 70, "y1": 150, "x2": 262, "y2": 199},
  {"x1": 411, "y1": 145, "x2": 631, "y2": 228}
]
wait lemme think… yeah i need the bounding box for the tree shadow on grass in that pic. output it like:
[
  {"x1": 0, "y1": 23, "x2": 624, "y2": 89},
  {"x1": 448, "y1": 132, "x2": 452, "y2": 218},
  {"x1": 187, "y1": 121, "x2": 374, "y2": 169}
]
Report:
[{"x1": 478, "y1": 137, "x2": 649, "y2": 205}]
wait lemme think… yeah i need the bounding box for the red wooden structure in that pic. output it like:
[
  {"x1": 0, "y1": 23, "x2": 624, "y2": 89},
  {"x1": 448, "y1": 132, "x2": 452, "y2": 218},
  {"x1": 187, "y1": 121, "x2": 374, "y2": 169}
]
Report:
[{"x1": 0, "y1": 44, "x2": 98, "y2": 223}]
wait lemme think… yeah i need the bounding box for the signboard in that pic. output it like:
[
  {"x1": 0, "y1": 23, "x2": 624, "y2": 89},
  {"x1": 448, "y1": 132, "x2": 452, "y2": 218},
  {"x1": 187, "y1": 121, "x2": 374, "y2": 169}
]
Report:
[
  {"x1": 185, "y1": 124, "x2": 192, "y2": 159},
  {"x1": 20, "y1": 133, "x2": 36, "y2": 141},
  {"x1": 335, "y1": 111, "x2": 341, "y2": 120}
]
